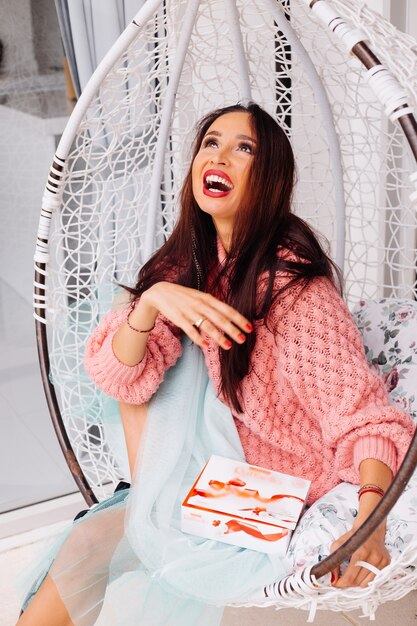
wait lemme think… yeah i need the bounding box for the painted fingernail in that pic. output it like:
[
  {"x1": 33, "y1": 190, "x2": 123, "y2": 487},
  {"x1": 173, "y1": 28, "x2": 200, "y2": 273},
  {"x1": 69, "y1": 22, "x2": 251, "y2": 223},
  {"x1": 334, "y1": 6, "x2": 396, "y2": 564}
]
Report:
[
  {"x1": 330, "y1": 572, "x2": 336, "y2": 584},
  {"x1": 237, "y1": 333, "x2": 246, "y2": 342},
  {"x1": 202, "y1": 340, "x2": 209, "y2": 347},
  {"x1": 224, "y1": 340, "x2": 232, "y2": 348},
  {"x1": 246, "y1": 323, "x2": 254, "y2": 332}
]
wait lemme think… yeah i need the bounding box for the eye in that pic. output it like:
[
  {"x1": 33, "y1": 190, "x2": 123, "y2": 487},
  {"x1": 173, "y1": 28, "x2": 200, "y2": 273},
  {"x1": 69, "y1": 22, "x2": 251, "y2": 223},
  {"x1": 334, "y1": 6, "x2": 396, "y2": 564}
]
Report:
[
  {"x1": 202, "y1": 138, "x2": 218, "y2": 149},
  {"x1": 238, "y1": 142, "x2": 254, "y2": 154}
]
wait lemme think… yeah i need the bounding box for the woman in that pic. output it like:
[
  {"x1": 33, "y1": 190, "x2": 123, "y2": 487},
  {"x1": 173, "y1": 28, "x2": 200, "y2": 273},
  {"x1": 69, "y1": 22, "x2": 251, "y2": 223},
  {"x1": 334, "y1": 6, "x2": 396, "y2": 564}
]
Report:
[{"x1": 17, "y1": 103, "x2": 414, "y2": 625}]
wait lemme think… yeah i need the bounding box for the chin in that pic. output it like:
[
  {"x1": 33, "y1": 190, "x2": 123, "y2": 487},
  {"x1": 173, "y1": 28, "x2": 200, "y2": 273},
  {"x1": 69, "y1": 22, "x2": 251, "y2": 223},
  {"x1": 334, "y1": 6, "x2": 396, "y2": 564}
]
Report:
[
  {"x1": 195, "y1": 196, "x2": 235, "y2": 219},
  {"x1": 199, "y1": 206, "x2": 235, "y2": 223}
]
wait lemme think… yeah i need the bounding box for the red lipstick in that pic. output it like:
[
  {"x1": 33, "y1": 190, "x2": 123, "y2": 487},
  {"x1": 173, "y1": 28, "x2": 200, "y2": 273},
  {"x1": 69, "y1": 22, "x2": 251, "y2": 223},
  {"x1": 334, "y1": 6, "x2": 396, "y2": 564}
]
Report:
[{"x1": 203, "y1": 169, "x2": 233, "y2": 198}]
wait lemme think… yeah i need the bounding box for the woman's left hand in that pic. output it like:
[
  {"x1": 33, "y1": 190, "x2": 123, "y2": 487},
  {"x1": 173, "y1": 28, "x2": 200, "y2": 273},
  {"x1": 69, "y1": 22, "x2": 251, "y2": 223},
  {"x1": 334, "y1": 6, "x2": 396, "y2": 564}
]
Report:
[{"x1": 329, "y1": 520, "x2": 390, "y2": 588}]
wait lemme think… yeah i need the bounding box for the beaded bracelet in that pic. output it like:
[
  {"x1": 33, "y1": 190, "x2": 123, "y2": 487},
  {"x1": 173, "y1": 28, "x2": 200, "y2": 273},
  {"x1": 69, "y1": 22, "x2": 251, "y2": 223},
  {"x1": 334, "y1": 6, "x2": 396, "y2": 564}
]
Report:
[
  {"x1": 127, "y1": 300, "x2": 155, "y2": 333},
  {"x1": 357, "y1": 483, "x2": 385, "y2": 500}
]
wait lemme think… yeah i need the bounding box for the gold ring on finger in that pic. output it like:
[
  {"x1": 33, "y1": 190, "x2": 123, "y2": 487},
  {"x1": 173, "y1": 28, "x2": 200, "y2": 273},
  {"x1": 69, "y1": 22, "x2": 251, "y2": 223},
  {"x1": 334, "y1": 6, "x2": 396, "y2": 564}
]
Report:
[{"x1": 193, "y1": 317, "x2": 207, "y2": 330}]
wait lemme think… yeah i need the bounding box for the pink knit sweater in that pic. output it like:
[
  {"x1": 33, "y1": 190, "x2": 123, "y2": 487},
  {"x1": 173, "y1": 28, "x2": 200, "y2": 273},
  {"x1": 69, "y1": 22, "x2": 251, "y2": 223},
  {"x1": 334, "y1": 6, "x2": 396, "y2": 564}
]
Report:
[{"x1": 84, "y1": 256, "x2": 414, "y2": 504}]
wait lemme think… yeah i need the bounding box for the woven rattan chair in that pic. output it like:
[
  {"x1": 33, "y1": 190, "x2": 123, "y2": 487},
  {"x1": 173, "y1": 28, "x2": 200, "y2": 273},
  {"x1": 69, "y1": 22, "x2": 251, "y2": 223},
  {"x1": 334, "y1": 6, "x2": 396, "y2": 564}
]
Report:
[{"x1": 33, "y1": 0, "x2": 417, "y2": 619}]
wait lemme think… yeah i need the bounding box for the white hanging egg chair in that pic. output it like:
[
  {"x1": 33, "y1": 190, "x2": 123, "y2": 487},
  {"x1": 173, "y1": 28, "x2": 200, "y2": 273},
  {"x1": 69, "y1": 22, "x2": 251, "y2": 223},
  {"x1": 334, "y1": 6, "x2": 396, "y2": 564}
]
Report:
[{"x1": 33, "y1": 0, "x2": 417, "y2": 620}]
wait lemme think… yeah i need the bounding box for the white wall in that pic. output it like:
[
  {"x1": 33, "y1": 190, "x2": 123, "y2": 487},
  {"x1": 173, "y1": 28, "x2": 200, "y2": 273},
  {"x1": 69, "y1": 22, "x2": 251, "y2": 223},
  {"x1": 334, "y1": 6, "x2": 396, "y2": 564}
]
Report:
[
  {"x1": 408, "y1": 2, "x2": 417, "y2": 36},
  {"x1": 365, "y1": 0, "x2": 417, "y2": 35}
]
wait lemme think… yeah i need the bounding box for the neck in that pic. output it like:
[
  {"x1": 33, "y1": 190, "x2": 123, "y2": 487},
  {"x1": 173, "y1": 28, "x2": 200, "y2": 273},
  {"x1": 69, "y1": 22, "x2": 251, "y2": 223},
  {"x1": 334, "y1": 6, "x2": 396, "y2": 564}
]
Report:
[{"x1": 213, "y1": 219, "x2": 232, "y2": 253}]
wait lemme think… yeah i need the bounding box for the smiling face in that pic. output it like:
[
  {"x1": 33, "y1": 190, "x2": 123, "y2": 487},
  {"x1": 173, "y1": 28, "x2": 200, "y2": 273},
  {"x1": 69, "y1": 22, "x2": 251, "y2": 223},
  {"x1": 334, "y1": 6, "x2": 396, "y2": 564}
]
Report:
[{"x1": 191, "y1": 111, "x2": 256, "y2": 238}]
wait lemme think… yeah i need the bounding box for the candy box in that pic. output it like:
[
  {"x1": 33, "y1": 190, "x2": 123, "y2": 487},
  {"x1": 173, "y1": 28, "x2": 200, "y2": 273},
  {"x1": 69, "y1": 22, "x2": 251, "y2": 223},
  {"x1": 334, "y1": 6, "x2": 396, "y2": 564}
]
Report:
[{"x1": 181, "y1": 455, "x2": 310, "y2": 554}]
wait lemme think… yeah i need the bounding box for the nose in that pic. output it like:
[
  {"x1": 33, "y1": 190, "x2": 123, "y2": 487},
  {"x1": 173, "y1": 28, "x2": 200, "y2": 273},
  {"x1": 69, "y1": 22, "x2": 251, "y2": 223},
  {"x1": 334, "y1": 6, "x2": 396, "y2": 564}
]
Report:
[{"x1": 210, "y1": 146, "x2": 229, "y2": 165}]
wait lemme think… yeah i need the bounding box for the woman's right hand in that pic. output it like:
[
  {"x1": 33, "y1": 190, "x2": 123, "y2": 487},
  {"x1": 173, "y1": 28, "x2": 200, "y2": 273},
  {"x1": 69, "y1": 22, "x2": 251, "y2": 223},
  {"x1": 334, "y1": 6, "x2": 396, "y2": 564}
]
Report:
[{"x1": 140, "y1": 281, "x2": 253, "y2": 349}]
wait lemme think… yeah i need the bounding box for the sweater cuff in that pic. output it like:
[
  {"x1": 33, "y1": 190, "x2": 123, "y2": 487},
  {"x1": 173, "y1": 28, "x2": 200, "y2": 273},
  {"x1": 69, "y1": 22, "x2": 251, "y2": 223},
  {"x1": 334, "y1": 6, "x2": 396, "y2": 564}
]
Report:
[
  {"x1": 353, "y1": 435, "x2": 397, "y2": 475},
  {"x1": 92, "y1": 333, "x2": 147, "y2": 384}
]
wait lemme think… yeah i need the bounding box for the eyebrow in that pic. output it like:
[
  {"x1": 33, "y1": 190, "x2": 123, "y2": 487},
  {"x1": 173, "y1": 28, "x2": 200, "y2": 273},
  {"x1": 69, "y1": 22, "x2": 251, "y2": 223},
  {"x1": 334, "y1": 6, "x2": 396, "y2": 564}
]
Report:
[{"x1": 204, "y1": 130, "x2": 257, "y2": 144}]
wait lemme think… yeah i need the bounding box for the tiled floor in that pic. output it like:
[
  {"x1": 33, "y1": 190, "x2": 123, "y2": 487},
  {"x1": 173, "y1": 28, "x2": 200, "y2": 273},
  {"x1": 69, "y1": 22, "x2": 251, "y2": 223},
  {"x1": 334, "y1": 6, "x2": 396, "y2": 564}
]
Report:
[
  {"x1": 0, "y1": 527, "x2": 64, "y2": 626},
  {"x1": 2, "y1": 520, "x2": 417, "y2": 626}
]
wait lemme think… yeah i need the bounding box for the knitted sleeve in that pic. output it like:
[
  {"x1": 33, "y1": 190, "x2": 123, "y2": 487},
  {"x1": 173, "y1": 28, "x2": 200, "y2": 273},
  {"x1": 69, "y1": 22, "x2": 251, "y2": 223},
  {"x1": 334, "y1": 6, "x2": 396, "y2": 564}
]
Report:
[
  {"x1": 84, "y1": 305, "x2": 183, "y2": 404},
  {"x1": 271, "y1": 276, "x2": 415, "y2": 484}
]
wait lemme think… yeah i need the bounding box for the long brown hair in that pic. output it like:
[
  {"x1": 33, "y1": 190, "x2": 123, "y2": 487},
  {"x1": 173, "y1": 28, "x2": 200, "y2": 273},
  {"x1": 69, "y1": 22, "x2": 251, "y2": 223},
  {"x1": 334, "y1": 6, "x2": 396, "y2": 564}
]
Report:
[{"x1": 126, "y1": 102, "x2": 341, "y2": 413}]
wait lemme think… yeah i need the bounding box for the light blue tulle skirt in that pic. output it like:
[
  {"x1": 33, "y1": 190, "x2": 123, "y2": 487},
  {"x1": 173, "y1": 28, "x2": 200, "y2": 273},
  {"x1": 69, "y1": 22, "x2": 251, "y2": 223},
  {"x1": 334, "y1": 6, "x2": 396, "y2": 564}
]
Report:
[{"x1": 18, "y1": 340, "x2": 293, "y2": 625}]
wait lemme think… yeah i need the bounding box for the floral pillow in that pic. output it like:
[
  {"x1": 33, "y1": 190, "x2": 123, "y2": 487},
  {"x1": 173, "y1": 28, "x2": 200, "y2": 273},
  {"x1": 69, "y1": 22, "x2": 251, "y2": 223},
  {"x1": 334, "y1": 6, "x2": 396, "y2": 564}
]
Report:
[{"x1": 352, "y1": 298, "x2": 417, "y2": 422}]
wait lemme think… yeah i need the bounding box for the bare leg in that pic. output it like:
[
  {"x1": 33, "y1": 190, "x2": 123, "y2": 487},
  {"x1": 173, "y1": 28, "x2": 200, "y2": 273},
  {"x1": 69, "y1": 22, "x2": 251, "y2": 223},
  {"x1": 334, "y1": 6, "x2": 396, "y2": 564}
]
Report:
[
  {"x1": 16, "y1": 574, "x2": 74, "y2": 626},
  {"x1": 16, "y1": 501, "x2": 129, "y2": 626},
  {"x1": 119, "y1": 401, "x2": 148, "y2": 478}
]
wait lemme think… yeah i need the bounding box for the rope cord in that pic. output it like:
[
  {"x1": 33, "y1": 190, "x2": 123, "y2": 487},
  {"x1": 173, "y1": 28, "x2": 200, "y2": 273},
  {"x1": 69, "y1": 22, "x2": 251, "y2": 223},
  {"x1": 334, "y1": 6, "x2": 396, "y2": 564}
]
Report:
[
  {"x1": 144, "y1": 0, "x2": 202, "y2": 260},
  {"x1": 268, "y1": 0, "x2": 346, "y2": 270},
  {"x1": 225, "y1": 0, "x2": 252, "y2": 101},
  {"x1": 306, "y1": 0, "x2": 367, "y2": 51},
  {"x1": 365, "y1": 65, "x2": 412, "y2": 122}
]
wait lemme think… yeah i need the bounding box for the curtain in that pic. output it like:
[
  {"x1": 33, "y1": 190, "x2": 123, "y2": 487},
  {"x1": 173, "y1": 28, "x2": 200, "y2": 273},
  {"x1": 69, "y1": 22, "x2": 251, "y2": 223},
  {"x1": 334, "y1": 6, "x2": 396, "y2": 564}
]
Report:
[{"x1": 54, "y1": 0, "x2": 145, "y2": 96}]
